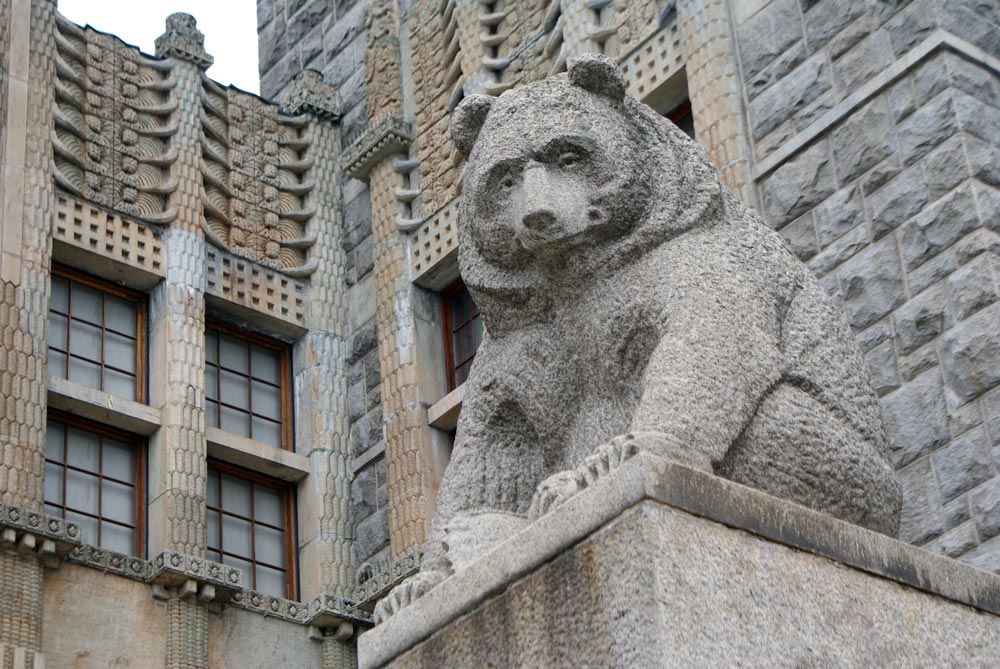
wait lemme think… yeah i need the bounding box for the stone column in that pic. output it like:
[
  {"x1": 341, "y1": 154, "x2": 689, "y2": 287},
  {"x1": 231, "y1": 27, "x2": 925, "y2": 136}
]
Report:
[
  {"x1": 351, "y1": 0, "x2": 441, "y2": 561},
  {"x1": 0, "y1": 0, "x2": 57, "y2": 666},
  {"x1": 151, "y1": 14, "x2": 212, "y2": 669},
  {"x1": 282, "y1": 70, "x2": 358, "y2": 668},
  {"x1": 677, "y1": 0, "x2": 757, "y2": 208}
]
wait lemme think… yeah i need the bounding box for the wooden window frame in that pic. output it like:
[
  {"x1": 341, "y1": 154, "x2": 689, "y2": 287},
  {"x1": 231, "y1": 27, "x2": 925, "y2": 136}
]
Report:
[
  {"x1": 49, "y1": 264, "x2": 148, "y2": 403},
  {"x1": 206, "y1": 458, "x2": 297, "y2": 600},
  {"x1": 665, "y1": 99, "x2": 695, "y2": 139},
  {"x1": 45, "y1": 409, "x2": 146, "y2": 557},
  {"x1": 441, "y1": 279, "x2": 483, "y2": 392},
  {"x1": 204, "y1": 319, "x2": 293, "y2": 451}
]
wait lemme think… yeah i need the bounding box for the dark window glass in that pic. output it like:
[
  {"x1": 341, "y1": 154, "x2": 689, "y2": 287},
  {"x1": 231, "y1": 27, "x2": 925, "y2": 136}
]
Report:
[
  {"x1": 665, "y1": 99, "x2": 695, "y2": 139},
  {"x1": 44, "y1": 414, "x2": 144, "y2": 556},
  {"x1": 442, "y1": 281, "x2": 484, "y2": 390}
]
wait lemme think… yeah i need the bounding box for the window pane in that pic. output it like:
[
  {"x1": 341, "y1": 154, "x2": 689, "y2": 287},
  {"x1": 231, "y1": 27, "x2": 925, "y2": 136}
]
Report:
[
  {"x1": 453, "y1": 325, "x2": 474, "y2": 364},
  {"x1": 105, "y1": 368, "x2": 136, "y2": 401},
  {"x1": 66, "y1": 427, "x2": 100, "y2": 471},
  {"x1": 255, "y1": 525, "x2": 285, "y2": 566},
  {"x1": 255, "y1": 565, "x2": 285, "y2": 598},
  {"x1": 219, "y1": 335, "x2": 248, "y2": 373},
  {"x1": 51, "y1": 275, "x2": 69, "y2": 312},
  {"x1": 69, "y1": 321, "x2": 102, "y2": 361},
  {"x1": 101, "y1": 521, "x2": 134, "y2": 555},
  {"x1": 105, "y1": 332, "x2": 136, "y2": 373},
  {"x1": 103, "y1": 438, "x2": 134, "y2": 483},
  {"x1": 49, "y1": 312, "x2": 68, "y2": 350},
  {"x1": 204, "y1": 366, "x2": 218, "y2": 401},
  {"x1": 251, "y1": 347, "x2": 280, "y2": 384},
  {"x1": 221, "y1": 371, "x2": 248, "y2": 410},
  {"x1": 206, "y1": 472, "x2": 220, "y2": 508},
  {"x1": 66, "y1": 510, "x2": 98, "y2": 545},
  {"x1": 205, "y1": 401, "x2": 219, "y2": 429},
  {"x1": 254, "y1": 486, "x2": 283, "y2": 527},
  {"x1": 71, "y1": 283, "x2": 102, "y2": 323},
  {"x1": 205, "y1": 330, "x2": 218, "y2": 364},
  {"x1": 66, "y1": 469, "x2": 99, "y2": 515},
  {"x1": 472, "y1": 316, "x2": 483, "y2": 348},
  {"x1": 45, "y1": 423, "x2": 65, "y2": 461},
  {"x1": 207, "y1": 509, "x2": 220, "y2": 550},
  {"x1": 221, "y1": 406, "x2": 249, "y2": 437},
  {"x1": 221, "y1": 515, "x2": 252, "y2": 558},
  {"x1": 207, "y1": 548, "x2": 221, "y2": 563},
  {"x1": 49, "y1": 350, "x2": 67, "y2": 379},
  {"x1": 225, "y1": 556, "x2": 252, "y2": 590},
  {"x1": 450, "y1": 289, "x2": 470, "y2": 324},
  {"x1": 44, "y1": 503, "x2": 62, "y2": 518},
  {"x1": 220, "y1": 475, "x2": 251, "y2": 515},
  {"x1": 251, "y1": 381, "x2": 280, "y2": 420},
  {"x1": 68, "y1": 357, "x2": 101, "y2": 389},
  {"x1": 251, "y1": 418, "x2": 281, "y2": 448},
  {"x1": 455, "y1": 360, "x2": 471, "y2": 387},
  {"x1": 102, "y1": 480, "x2": 135, "y2": 525},
  {"x1": 105, "y1": 295, "x2": 136, "y2": 336},
  {"x1": 44, "y1": 462, "x2": 63, "y2": 506}
]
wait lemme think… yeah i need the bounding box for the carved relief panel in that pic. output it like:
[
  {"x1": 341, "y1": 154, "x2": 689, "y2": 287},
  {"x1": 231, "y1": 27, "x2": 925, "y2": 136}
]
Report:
[
  {"x1": 201, "y1": 81, "x2": 316, "y2": 276},
  {"x1": 52, "y1": 16, "x2": 178, "y2": 224}
]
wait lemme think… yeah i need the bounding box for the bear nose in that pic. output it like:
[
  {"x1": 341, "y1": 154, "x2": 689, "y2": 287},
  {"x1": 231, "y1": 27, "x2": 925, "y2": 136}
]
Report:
[{"x1": 522, "y1": 209, "x2": 557, "y2": 232}]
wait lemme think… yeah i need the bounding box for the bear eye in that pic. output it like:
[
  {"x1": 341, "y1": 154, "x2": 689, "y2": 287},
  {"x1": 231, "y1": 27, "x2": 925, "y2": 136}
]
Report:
[
  {"x1": 500, "y1": 175, "x2": 517, "y2": 189},
  {"x1": 558, "y1": 151, "x2": 582, "y2": 167}
]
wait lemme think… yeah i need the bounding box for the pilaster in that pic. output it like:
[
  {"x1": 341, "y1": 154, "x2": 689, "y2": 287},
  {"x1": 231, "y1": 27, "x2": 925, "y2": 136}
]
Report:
[
  {"x1": 0, "y1": 0, "x2": 57, "y2": 665},
  {"x1": 151, "y1": 14, "x2": 212, "y2": 669}
]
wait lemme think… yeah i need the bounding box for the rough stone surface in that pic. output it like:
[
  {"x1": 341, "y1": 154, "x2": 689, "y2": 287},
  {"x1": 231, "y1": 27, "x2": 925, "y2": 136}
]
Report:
[{"x1": 376, "y1": 54, "x2": 900, "y2": 623}]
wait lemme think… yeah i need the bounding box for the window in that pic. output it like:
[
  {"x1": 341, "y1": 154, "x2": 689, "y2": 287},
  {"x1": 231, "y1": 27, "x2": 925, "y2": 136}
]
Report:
[
  {"x1": 48, "y1": 265, "x2": 146, "y2": 402},
  {"x1": 206, "y1": 460, "x2": 295, "y2": 598},
  {"x1": 442, "y1": 280, "x2": 484, "y2": 390},
  {"x1": 204, "y1": 322, "x2": 291, "y2": 449},
  {"x1": 44, "y1": 413, "x2": 145, "y2": 556},
  {"x1": 665, "y1": 99, "x2": 695, "y2": 140}
]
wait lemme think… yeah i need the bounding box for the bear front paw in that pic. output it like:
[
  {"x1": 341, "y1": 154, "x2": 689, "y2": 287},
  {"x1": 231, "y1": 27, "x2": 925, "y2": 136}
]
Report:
[
  {"x1": 528, "y1": 469, "x2": 585, "y2": 521},
  {"x1": 373, "y1": 569, "x2": 447, "y2": 625}
]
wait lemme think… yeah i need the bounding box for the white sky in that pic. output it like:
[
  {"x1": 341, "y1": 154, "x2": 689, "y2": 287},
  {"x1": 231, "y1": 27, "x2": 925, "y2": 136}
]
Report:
[{"x1": 57, "y1": 0, "x2": 260, "y2": 93}]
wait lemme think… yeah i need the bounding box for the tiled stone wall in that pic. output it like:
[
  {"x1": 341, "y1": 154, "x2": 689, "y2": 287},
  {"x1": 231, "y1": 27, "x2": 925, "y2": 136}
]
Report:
[{"x1": 739, "y1": 0, "x2": 1000, "y2": 568}]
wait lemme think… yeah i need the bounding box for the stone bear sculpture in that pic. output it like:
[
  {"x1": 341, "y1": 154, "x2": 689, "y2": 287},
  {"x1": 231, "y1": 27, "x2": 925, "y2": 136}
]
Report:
[{"x1": 374, "y1": 54, "x2": 901, "y2": 623}]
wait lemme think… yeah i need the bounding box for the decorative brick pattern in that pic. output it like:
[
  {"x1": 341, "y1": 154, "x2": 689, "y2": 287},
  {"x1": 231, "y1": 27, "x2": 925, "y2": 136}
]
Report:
[
  {"x1": 53, "y1": 192, "x2": 165, "y2": 276},
  {"x1": 619, "y1": 18, "x2": 685, "y2": 102},
  {"x1": 204, "y1": 246, "x2": 307, "y2": 327},
  {"x1": 410, "y1": 197, "x2": 458, "y2": 283}
]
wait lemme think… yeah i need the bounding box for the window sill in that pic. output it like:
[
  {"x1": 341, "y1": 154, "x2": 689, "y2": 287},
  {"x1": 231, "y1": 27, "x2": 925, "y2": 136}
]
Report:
[
  {"x1": 427, "y1": 383, "x2": 464, "y2": 432},
  {"x1": 47, "y1": 377, "x2": 161, "y2": 435},
  {"x1": 205, "y1": 427, "x2": 310, "y2": 483}
]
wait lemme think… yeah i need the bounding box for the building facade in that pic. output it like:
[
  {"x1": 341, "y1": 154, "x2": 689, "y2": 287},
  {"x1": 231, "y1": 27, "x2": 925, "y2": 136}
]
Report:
[{"x1": 0, "y1": 0, "x2": 998, "y2": 666}]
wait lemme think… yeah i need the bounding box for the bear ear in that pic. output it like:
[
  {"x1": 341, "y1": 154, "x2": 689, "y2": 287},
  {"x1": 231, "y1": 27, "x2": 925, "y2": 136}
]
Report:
[
  {"x1": 450, "y1": 95, "x2": 495, "y2": 158},
  {"x1": 568, "y1": 54, "x2": 626, "y2": 101}
]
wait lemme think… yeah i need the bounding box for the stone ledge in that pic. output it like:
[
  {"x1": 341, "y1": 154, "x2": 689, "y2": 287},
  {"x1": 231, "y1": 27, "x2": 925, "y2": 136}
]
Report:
[
  {"x1": 356, "y1": 550, "x2": 422, "y2": 611},
  {"x1": 206, "y1": 427, "x2": 311, "y2": 482},
  {"x1": 427, "y1": 384, "x2": 464, "y2": 431},
  {"x1": 360, "y1": 453, "x2": 1000, "y2": 667},
  {"x1": 48, "y1": 377, "x2": 162, "y2": 436},
  {"x1": 0, "y1": 502, "x2": 82, "y2": 567},
  {"x1": 344, "y1": 116, "x2": 413, "y2": 182}
]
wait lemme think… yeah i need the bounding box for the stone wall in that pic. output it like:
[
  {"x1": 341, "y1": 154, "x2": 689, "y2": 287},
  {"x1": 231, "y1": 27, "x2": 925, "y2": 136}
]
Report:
[{"x1": 739, "y1": 0, "x2": 1000, "y2": 569}]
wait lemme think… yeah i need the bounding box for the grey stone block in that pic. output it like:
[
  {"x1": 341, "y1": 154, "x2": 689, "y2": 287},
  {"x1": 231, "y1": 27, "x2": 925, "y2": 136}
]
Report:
[
  {"x1": 324, "y1": 0, "x2": 370, "y2": 55},
  {"x1": 260, "y1": 49, "x2": 301, "y2": 99},
  {"x1": 778, "y1": 212, "x2": 818, "y2": 260},
  {"x1": 933, "y1": 427, "x2": 995, "y2": 502},
  {"x1": 352, "y1": 463, "x2": 379, "y2": 520},
  {"x1": 950, "y1": 400, "x2": 985, "y2": 440},
  {"x1": 908, "y1": 248, "x2": 958, "y2": 296},
  {"x1": 364, "y1": 349, "x2": 381, "y2": 391},
  {"x1": 351, "y1": 407, "x2": 384, "y2": 459},
  {"x1": 258, "y1": 16, "x2": 288, "y2": 74},
  {"x1": 342, "y1": 192, "x2": 372, "y2": 251},
  {"x1": 860, "y1": 158, "x2": 902, "y2": 199},
  {"x1": 355, "y1": 235, "x2": 375, "y2": 278},
  {"x1": 804, "y1": 0, "x2": 868, "y2": 52},
  {"x1": 349, "y1": 380, "x2": 367, "y2": 421},
  {"x1": 833, "y1": 30, "x2": 893, "y2": 92},
  {"x1": 864, "y1": 340, "x2": 900, "y2": 397},
  {"x1": 750, "y1": 52, "x2": 831, "y2": 140},
  {"x1": 941, "y1": 303, "x2": 1000, "y2": 401},
  {"x1": 912, "y1": 52, "x2": 951, "y2": 103},
  {"x1": 898, "y1": 457, "x2": 944, "y2": 544},
  {"x1": 831, "y1": 97, "x2": 896, "y2": 185},
  {"x1": 983, "y1": 384, "x2": 1000, "y2": 444},
  {"x1": 815, "y1": 185, "x2": 863, "y2": 248},
  {"x1": 289, "y1": 0, "x2": 333, "y2": 44},
  {"x1": 963, "y1": 533, "x2": 1000, "y2": 573},
  {"x1": 888, "y1": 79, "x2": 916, "y2": 122},
  {"x1": 300, "y1": 23, "x2": 326, "y2": 67},
  {"x1": 944, "y1": 494, "x2": 972, "y2": 530},
  {"x1": 898, "y1": 92, "x2": 958, "y2": 166},
  {"x1": 858, "y1": 319, "x2": 892, "y2": 353},
  {"x1": 949, "y1": 254, "x2": 998, "y2": 321},
  {"x1": 349, "y1": 358, "x2": 365, "y2": 385},
  {"x1": 356, "y1": 507, "x2": 390, "y2": 561},
  {"x1": 827, "y1": 11, "x2": 875, "y2": 60},
  {"x1": 925, "y1": 521, "x2": 979, "y2": 558},
  {"x1": 971, "y1": 476, "x2": 1000, "y2": 543},
  {"x1": 866, "y1": 165, "x2": 928, "y2": 238},
  {"x1": 946, "y1": 53, "x2": 1000, "y2": 109},
  {"x1": 323, "y1": 35, "x2": 364, "y2": 88},
  {"x1": 941, "y1": 0, "x2": 1000, "y2": 57},
  {"x1": 340, "y1": 68, "x2": 367, "y2": 112},
  {"x1": 974, "y1": 182, "x2": 1000, "y2": 233},
  {"x1": 882, "y1": 370, "x2": 950, "y2": 468},
  {"x1": 747, "y1": 42, "x2": 806, "y2": 101},
  {"x1": 954, "y1": 90, "x2": 1000, "y2": 147},
  {"x1": 737, "y1": 0, "x2": 803, "y2": 80},
  {"x1": 793, "y1": 88, "x2": 838, "y2": 131},
  {"x1": 287, "y1": 0, "x2": 310, "y2": 15},
  {"x1": 893, "y1": 285, "x2": 949, "y2": 356},
  {"x1": 342, "y1": 100, "x2": 368, "y2": 146},
  {"x1": 923, "y1": 136, "x2": 972, "y2": 201},
  {"x1": 966, "y1": 135, "x2": 1000, "y2": 191},
  {"x1": 884, "y1": 0, "x2": 938, "y2": 57},
  {"x1": 760, "y1": 141, "x2": 836, "y2": 226},
  {"x1": 839, "y1": 237, "x2": 905, "y2": 331},
  {"x1": 898, "y1": 341, "x2": 940, "y2": 383},
  {"x1": 348, "y1": 321, "x2": 378, "y2": 364},
  {"x1": 258, "y1": 0, "x2": 274, "y2": 29},
  {"x1": 808, "y1": 223, "x2": 867, "y2": 276}
]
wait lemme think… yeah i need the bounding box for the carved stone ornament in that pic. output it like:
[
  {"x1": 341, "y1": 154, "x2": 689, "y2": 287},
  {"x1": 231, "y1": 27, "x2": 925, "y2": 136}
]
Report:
[
  {"x1": 374, "y1": 54, "x2": 902, "y2": 624},
  {"x1": 343, "y1": 115, "x2": 413, "y2": 182},
  {"x1": 281, "y1": 69, "x2": 341, "y2": 120},
  {"x1": 154, "y1": 12, "x2": 214, "y2": 68}
]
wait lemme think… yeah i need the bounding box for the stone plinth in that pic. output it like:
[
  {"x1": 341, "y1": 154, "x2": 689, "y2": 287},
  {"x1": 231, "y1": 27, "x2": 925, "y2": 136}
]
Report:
[{"x1": 360, "y1": 454, "x2": 1000, "y2": 668}]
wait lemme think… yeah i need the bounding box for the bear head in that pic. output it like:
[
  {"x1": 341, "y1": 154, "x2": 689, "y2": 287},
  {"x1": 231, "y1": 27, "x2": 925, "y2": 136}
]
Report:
[{"x1": 451, "y1": 55, "x2": 722, "y2": 327}]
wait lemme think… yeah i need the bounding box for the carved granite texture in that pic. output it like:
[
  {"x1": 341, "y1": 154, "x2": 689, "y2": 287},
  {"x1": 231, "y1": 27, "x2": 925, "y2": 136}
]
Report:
[
  {"x1": 154, "y1": 12, "x2": 213, "y2": 69},
  {"x1": 52, "y1": 14, "x2": 178, "y2": 225},
  {"x1": 201, "y1": 78, "x2": 318, "y2": 275},
  {"x1": 365, "y1": 0, "x2": 404, "y2": 126},
  {"x1": 376, "y1": 55, "x2": 902, "y2": 622},
  {"x1": 740, "y1": 0, "x2": 1000, "y2": 567}
]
